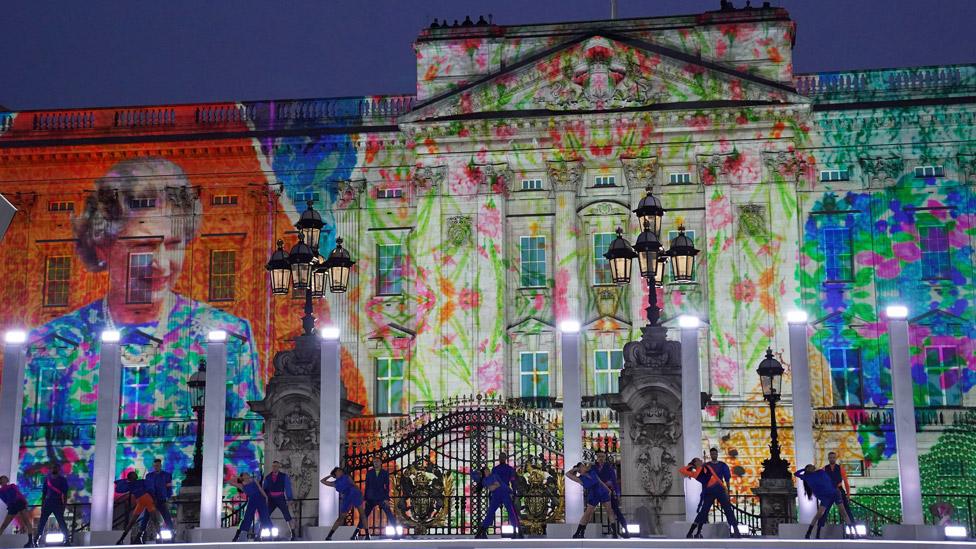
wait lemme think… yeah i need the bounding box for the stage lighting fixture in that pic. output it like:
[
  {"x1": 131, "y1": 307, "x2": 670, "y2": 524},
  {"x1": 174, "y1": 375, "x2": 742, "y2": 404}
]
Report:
[
  {"x1": 258, "y1": 527, "x2": 280, "y2": 540},
  {"x1": 156, "y1": 529, "x2": 174, "y2": 542},
  {"x1": 945, "y1": 525, "x2": 968, "y2": 539},
  {"x1": 44, "y1": 532, "x2": 66, "y2": 546},
  {"x1": 625, "y1": 524, "x2": 640, "y2": 535},
  {"x1": 500, "y1": 524, "x2": 515, "y2": 538}
]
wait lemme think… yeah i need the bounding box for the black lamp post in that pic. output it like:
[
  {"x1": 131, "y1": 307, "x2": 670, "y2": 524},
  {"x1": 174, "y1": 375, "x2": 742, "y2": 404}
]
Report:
[
  {"x1": 757, "y1": 348, "x2": 791, "y2": 479},
  {"x1": 265, "y1": 200, "x2": 356, "y2": 336},
  {"x1": 604, "y1": 187, "x2": 700, "y2": 327},
  {"x1": 183, "y1": 359, "x2": 207, "y2": 487}
]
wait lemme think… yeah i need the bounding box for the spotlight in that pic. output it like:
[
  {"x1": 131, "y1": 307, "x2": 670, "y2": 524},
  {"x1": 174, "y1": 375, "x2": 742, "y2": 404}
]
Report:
[
  {"x1": 3, "y1": 330, "x2": 27, "y2": 344},
  {"x1": 320, "y1": 326, "x2": 341, "y2": 340},
  {"x1": 885, "y1": 305, "x2": 909, "y2": 319},
  {"x1": 678, "y1": 315, "x2": 700, "y2": 329},
  {"x1": 558, "y1": 320, "x2": 581, "y2": 333},
  {"x1": 156, "y1": 529, "x2": 174, "y2": 542},
  {"x1": 625, "y1": 524, "x2": 640, "y2": 535},
  {"x1": 207, "y1": 329, "x2": 227, "y2": 342},
  {"x1": 100, "y1": 329, "x2": 121, "y2": 343},
  {"x1": 44, "y1": 532, "x2": 66, "y2": 546},
  {"x1": 846, "y1": 524, "x2": 867, "y2": 537},
  {"x1": 259, "y1": 526, "x2": 280, "y2": 540},
  {"x1": 945, "y1": 525, "x2": 968, "y2": 539},
  {"x1": 786, "y1": 310, "x2": 808, "y2": 324},
  {"x1": 384, "y1": 525, "x2": 404, "y2": 537},
  {"x1": 500, "y1": 524, "x2": 515, "y2": 538}
]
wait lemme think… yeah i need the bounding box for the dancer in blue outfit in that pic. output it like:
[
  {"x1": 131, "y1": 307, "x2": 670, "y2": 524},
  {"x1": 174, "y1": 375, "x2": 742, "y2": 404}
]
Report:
[
  {"x1": 795, "y1": 464, "x2": 857, "y2": 539},
  {"x1": 263, "y1": 461, "x2": 299, "y2": 540},
  {"x1": 473, "y1": 463, "x2": 521, "y2": 539},
  {"x1": 321, "y1": 467, "x2": 369, "y2": 540},
  {"x1": 364, "y1": 456, "x2": 399, "y2": 538},
  {"x1": 230, "y1": 472, "x2": 273, "y2": 542},
  {"x1": 145, "y1": 459, "x2": 175, "y2": 532},
  {"x1": 36, "y1": 467, "x2": 70, "y2": 546},
  {"x1": 565, "y1": 462, "x2": 628, "y2": 539},
  {"x1": 593, "y1": 451, "x2": 629, "y2": 535}
]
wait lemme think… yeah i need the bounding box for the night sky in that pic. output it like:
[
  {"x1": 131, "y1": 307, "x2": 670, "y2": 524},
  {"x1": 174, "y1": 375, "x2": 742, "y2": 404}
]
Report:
[{"x1": 2, "y1": 0, "x2": 974, "y2": 110}]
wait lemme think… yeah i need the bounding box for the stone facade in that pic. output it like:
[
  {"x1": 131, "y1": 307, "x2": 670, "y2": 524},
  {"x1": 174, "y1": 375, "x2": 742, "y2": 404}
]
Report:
[{"x1": 0, "y1": 5, "x2": 973, "y2": 519}]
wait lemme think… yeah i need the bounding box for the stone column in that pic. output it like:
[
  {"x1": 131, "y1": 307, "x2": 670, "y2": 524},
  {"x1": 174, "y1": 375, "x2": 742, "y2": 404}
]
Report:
[
  {"x1": 546, "y1": 161, "x2": 582, "y2": 325},
  {"x1": 787, "y1": 312, "x2": 817, "y2": 524},
  {"x1": 199, "y1": 331, "x2": 228, "y2": 530},
  {"x1": 318, "y1": 330, "x2": 341, "y2": 527},
  {"x1": 90, "y1": 330, "x2": 122, "y2": 532},
  {"x1": 678, "y1": 317, "x2": 703, "y2": 522},
  {"x1": 0, "y1": 330, "x2": 28, "y2": 483},
  {"x1": 559, "y1": 322, "x2": 583, "y2": 525},
  {"x1": 887, "y1": 306, "x2": 923, "y2": 525}
]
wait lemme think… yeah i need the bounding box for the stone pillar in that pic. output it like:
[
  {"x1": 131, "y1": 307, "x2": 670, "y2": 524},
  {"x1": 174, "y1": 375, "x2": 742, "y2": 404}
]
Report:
[
  {"x1": 199, "y1": 332, "x2": 228, "y2": 530},
  {"x1": 559, "y1": 322, "x2": 583, "y2": 525},
  {"x1": 678, "y1": 318, "x2": 703, "y2": 522},
  {"x1": 90, "y1": 330, "x2": 122, "y2": 532},
  {"x1": 610, "y1": 325, "x2": 682, "y2": 535},
  {"x1": 887, "y1": 307, "x2": 923, "y2": 525},
  {"x1": 319, "y1": 331, "x2": 341, "y2": 527},
  {"x1": 547, "y1": 161, "x2": 582, "y2": 324},
  {"x1": 787, "y1": 312, "x2": 817, "y2": 524},
  {"x1": 0, "y1": 330, "x2": 27, "y2": 483}
]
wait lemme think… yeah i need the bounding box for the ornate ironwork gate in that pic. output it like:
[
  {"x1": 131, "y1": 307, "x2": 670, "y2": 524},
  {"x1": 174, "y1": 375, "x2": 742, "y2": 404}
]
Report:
[{"x1": 342, "y1": 395, "x2": 565, "y2": 535}]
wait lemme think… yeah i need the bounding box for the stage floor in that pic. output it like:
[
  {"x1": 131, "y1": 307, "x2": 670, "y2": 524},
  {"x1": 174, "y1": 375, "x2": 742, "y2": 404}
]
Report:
[{"x1": 73, "y1": 537, "x2": 976, "y2": 549}]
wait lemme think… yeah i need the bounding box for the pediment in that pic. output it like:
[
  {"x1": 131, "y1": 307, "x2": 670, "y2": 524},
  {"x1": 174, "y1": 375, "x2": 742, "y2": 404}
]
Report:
[
  {"x1": 508, "y1": 316, "x2": 555, "y2": 334},
  {"x1": 403, "y1": 32, "x2": 807, "y2": 122},
  {"x1": 584, "y1": 315, "x2": 631, "y2": 332}
]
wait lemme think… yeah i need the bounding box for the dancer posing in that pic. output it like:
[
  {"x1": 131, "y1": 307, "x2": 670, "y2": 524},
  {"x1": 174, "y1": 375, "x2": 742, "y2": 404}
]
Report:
[
  {"x1": 566, "y1": 463, "x2": 628, "y2": 539},
  {"x1": 823, "y1": 452, "x2": 856, "y2": 524},
  {"x1": 36, "y1": 467, "x2": 70, "y2": 546},
  {"x1": 263, "y1": 461, "x2": 299, "y2": 540},
  {"x1": 114, "y1": 471, "x2": 159, "y2": 545},
  {"x1": 594, "y1": 451, "x2": 629, "y2": 535},
  {"x1": 473, "y1": 465, "x2": 521, "y2": 539},
  {"x1": 678, "y1": 458, "x2": 740, "y2": 538},
  {"x1": 364, "y1": 457, "x2": 399, "y2": 538},
  {"x1": 795, "y1": 464, "x2": 857, "y2": 539},
  {"x1": 0, "y1": 476, "x2": 35, "y2": 547},
  {"x1": 145, "y1": 459, "x2": 175, "y2": 533},
  {"x1": 321, "y1": 467, "x2": 368, "y2": 540},
  {"x1": 230, "y1": 472, "x2": 273, "y2": 542}
]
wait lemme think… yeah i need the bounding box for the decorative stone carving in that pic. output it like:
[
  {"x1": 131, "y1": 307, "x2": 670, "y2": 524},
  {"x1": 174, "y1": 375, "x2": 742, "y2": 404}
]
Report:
[
  {"x1": 414, "y1": 166, "x2": 446, "y2": 193},
  {"x1": 621, "y1": 157, "x2": 659, "y2": 190},
  {"x1": 546, "y1": 160, "x2": 583, "y2": 193},
  {"x1": 337, "y1": 179, "x2": 366, "y2": 208},
  {"x1": 274, "y1": 405, "x2": 319, "y2": 451},
  {"x1": 737, "y1": 204, "x2": 768, "y2": 239},
  {"x1": 445, "y1": 215, "x2": 472, "y2": 248},
  {"x1": 630, "y1": 397, "x2": 680, "y2": 534},
  {"x1": 859, "y1": 156, "x2": 904, "y2": 185},
  {"x1": 697, "y1": 154, "x2": 733, "y2": 185},
  {"x1": 623, "y1": 325, "x2": 681, "y2": 370},
  {"x1": 763, "y1": 151, "x2": 808, "y2": 182},
  {"x1": 480, "y1": 163, "x2": 514, "y2": 194}
]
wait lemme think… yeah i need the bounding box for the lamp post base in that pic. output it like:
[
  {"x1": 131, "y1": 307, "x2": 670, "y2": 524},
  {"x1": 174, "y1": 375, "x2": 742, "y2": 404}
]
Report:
[{"x1": 754, "y1": 477, "x2": 796, "y2": 536}]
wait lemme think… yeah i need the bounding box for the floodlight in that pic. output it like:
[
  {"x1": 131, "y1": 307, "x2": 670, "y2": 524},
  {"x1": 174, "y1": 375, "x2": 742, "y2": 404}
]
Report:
[
  {"x1": 678, "y1": 315, "x2": 700, "y2": 329},
  {"x1": 100, "y1": 330, "x2": 121, "y2": 343},
  {"x1": 558, "y1": 320, "x2": 581, "y2": 333},
  {"x1": 321, "y1": 326, "x2": 341, "y2": 340},
  {"x1": 945, "y1": 525, "x2": 968, "y2": 539},
  {"x1": 3, "y1": 330, "x2": 26, "y2": 344},
  {"x1": 207, "y1": 330, "x2": 227, "y2": 342},
  {"x1": 44, "y1": 532, "x2": 66, "y2": 546},
  {"x1": 886, "y1": 305, "x2": 909, "y2": 319},
  {"x1": 786, "y1": 310, "x2": 809, "y2": 324}
]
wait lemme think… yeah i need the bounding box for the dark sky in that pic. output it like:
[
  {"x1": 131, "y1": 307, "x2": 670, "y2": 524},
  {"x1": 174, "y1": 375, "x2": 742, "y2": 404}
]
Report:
[{"x1": 2, "y1": 0, "x2": 974, "y2": 111}]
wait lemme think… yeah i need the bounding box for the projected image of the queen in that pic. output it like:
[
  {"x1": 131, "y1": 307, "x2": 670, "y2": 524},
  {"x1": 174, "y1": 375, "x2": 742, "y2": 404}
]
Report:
[{"x1": 25, "y1": 157, "x2": 260, "y2": 493}]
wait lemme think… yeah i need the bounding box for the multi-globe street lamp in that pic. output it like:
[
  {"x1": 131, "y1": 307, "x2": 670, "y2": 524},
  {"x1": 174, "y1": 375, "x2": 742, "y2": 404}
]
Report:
[
  {"x1": 265, "y1": 200, "x2": 355, "y2": 333},
  {"x1": 602, "y1": 187, "x2": 700, "y2": 326}
]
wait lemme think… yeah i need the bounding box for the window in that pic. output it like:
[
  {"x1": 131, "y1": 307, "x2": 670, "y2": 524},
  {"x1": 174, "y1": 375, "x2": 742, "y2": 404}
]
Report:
[
  {"x1": 47, "y1": 201, "x2": 74, "y2": 212},
  {"x1": 35, "y1": 362, "x2": 66, "y2": 423},
  {"x1": 121, "y1": 362, "x2": 150, "y2": 420},
  {"x1": 377, "y1": 244, "x2": 404, "y2": 295},
  {"x1": 919, "y1": 224, "x2": 950, "y2": 279},
  {"x1": 521, "y1": 179, "x2": 543, "y2": 191},
  {"x1": 820, "y1": 169, "x2": 850, "y2": 182},
  {"x1": 594, "y1": 175, "x2": 616, "y2": 188},
  {"x1": 593, "y1": 233, "x2": 615, "y2": 285},
  {"x1": 843, "y1": 460, "x2": 865, "y2": 477},
  {"x1": 44, "y1": 256, "x2": 71, "y2": 307},
  {"x1": 519, "y1": 236, "x2": 546, "y2": 287},
  {"x1": 127, "y1": 252, "x2": 153, "y2": 304},
  {"x1": 822, "y1": 225, "x2": 853, "y2": 282},
  {"x1": 669, "y1": 172, "x2": 692, "y2": 184},
  {"x1": 127, "y1": 197, "x2": 157, "y2": 209},
  {"x1": 827, "y1": 347, "x2": 862, "y2": 407},
  {"x1": 294, "y1": 191, "x2": 320, "y2": 204},
  {"x1": 377, "y1": 188, "x2": 403, "y2": 199},
  {"x1": 914, "y1": 165, "x2": 945, "y2": 178},
  {"x1": 209, "y1": 250, "x2": 236, "y2": 301},
  {"x1": 211, "y1": 194, "x2": 239, "y2": 206},
  {"x1": 918, "y1": 346, "x2": 962, "y2": 407},
  {"x1": 375, "y1": 358, "x2": 404, "y2": 415},
  {"x1": 594, "y1": 350, "x2": 623, "y2": 394},
  {"x1": 519, "y1": 352, "x2": 550, "y2": 398}
]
